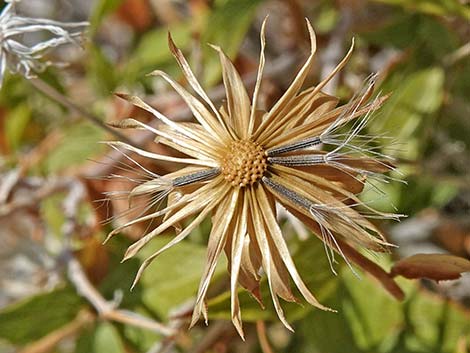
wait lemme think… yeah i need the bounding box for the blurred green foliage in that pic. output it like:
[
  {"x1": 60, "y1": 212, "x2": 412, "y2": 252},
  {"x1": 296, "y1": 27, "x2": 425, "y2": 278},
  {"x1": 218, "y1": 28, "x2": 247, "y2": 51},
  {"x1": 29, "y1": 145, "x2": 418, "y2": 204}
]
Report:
[
  {"x1": 0, "y1": 287, "x2": 83, "y2": 345},
  {"x1": 0, "y1": 0, "x2": 469, "y2": 352}
]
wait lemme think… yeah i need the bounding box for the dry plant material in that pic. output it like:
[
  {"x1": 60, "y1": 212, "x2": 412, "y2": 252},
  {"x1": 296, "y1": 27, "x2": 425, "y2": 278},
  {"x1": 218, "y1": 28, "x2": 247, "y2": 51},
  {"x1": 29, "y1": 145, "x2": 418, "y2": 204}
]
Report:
[
  {"x1": 116, "y1": 0, "x2": 154, "y2": 32},
  {"x1": 391, "y1": 253, "x2": 470, "y2": 281},
  {"x1": 0, "y1": 1, "x2": 88, "y2": 87},
  {"x1": 106, "y1": 18, "x2": 402, "y2": 337}
]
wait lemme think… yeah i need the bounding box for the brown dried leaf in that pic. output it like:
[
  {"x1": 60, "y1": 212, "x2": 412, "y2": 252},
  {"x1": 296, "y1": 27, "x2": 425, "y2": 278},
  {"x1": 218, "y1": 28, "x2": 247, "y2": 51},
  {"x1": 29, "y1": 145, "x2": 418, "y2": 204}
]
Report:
[
  {"x1": 116, "y1": 0, "x2": 153, "y2": 32},
  {"x1": 391, "y1": 254, "x2": 470, "y2": 281},
  {"x1": 76, "y1": 236, "x2": 109, "y2": 285}
]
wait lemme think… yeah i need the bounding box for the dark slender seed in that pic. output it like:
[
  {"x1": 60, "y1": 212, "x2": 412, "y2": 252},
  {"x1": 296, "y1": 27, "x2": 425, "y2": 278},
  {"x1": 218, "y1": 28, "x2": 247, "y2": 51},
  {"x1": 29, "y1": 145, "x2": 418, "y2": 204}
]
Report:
[
  {"x1": 172, "y1": 168, "x2": 220, "y2": 187},
  {"x1": 266, "y1": 136, "x2": 321, "y2": 156},
  {"x1": 268, "y1": 154, "x2": 325, "y2": 166},
  {"x1": 262, "y1": 176, "x2": 313, "y2": 210}
]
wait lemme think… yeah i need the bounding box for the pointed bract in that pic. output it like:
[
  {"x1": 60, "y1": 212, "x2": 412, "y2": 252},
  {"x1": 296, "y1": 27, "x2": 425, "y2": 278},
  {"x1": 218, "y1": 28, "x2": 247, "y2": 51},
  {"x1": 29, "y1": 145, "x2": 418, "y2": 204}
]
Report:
[{"x1": 107, "y1": 18, "x2": 403, "y2": 336}]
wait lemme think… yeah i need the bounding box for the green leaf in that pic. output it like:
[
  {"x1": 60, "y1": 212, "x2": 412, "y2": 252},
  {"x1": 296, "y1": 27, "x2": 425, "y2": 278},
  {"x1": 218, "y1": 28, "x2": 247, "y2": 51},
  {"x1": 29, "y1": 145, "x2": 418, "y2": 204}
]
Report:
[
  {"x1": 123, "y1": 318, "x2": 162, "y2": 353},
  {"x1": 42, "y1": 122, "x2": 105, "y2": 173},
  {"x1": 125, "y1": 23, "x2": 192, "y2": 81},
  {"x1": 362, "y1": 14, "x2": 458, "y2": 64},
  {"x1": 362, "y1": 14, "x2": 421, "y2": 49},
  {"x1": 76, "y1": 322, "x2": 126, "y2": 353},
  {"x1": 138, "y1": 235, "x2": 227, "y2": 319},
  {"x1": 294, "y1": 262, "x2": 470, "y2": 353},
  {"x1": 94, "y1": 323, "x2": 126, "y2": 353},
  {"x1": 341, "y1": 269, "x2": 403, "y2": 351},
  {"x1": 294, "y1": 264, "x2": 405, "y2": 353},
  {"x1": 99, "y1": 257, "x2": 142, "y2": 308},
  {"x1": 294, "y1": 288, "x2": 364, "y2": 353},
  {"x1": 359, "y1": 180, "x2": 401, "y2": 214},
  {"x1": 371, "y1": 0, "x2": 470, "y2": 20},
  {"x1": 87, "y1": 44, "x2": 118, "y2": 96},
  {"x1": 416, "y1": 17, "x2": 459, "y2": 60},
  {"x1": 5, "y1": 104, "x2": 31, "y2": 151},
  {"x1": 389, "y1": 176, "x2": 457, "y2": 216},
  {"x1": 372, "y1": 67, "x2": 445, "y2": 160},
  {"x1": 201, "y1": 0, "x2": 264, "y2": 86},
  {"x1": 404, "y1": 292, "x2": 470, "y2": 353},
  {"x1": 40, "y1": 193, "x2": 67, "y2": 237},
  {"x1": 313, "y1": 3, "x2": 340, "y2": 34},
  {"x1": 0, "y1": 287, "x2": 83, "y2": 345},
  {"x1": 89, "y1": 0, "x2": 124, "y2": 35}
]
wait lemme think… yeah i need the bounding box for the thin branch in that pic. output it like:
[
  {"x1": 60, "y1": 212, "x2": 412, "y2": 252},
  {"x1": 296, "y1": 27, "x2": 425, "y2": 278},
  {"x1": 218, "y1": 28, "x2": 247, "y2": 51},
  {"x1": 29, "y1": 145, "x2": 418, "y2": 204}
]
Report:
[
  {"x1": 0, "y1": 177, "x2": 69, "y2": 218},
  {"x1": 66, "y1": 240, "x2": 175, "y2": 336},
  {"x1": 59, "y1": 180, "x2": 176, "y2": 336},
  {"x1": 146, "y1": 301, "x2": 194, "y2": 353},
  {"x1": 146, "y1": 338, "x2": 176, "y2": 353},
  {"x1": 18, "y1": 310, "x2": 94, "y2": 353},
  {"x1": 443, "y1": 42, "x2": 470, "y2": 66},
  {"x1": 187, "y1": 321, "x2": 233, "y2": 353},
  {"x1": 0, "y1": 169, "x2": 22, "y2": 204},
  {"x1": 29, "y1": 77, "x2": 136, "y2": 146},
  {"x1": 18, "y1": 130, "x2": 64, "y2": 174}
]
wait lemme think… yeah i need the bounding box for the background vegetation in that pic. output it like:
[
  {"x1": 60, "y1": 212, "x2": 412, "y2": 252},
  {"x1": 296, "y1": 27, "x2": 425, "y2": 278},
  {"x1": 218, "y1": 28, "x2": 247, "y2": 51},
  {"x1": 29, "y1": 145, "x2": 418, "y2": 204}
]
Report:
[{"x1": 0, "y1": 0, "x2": 469, "y2": 352}]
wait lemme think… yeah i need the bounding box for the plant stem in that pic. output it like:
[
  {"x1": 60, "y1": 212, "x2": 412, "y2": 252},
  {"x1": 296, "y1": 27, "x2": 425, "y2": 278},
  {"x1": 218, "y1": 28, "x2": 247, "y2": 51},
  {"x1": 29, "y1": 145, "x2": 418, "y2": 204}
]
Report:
[
  {"x1": 18, "y1": 310, "x2": 94, "y2": 353},
  {"x1": 256, "y1": 321, "x2": 275, "y2": 353}
]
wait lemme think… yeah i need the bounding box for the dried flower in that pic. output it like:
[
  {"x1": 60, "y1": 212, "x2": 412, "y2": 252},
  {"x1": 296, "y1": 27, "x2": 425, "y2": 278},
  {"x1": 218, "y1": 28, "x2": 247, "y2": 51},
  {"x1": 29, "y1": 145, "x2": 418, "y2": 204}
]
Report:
[
  {"x1": 107, "y1": 18, "x2": 401, "y2": 337},
  {"x1": 0, "y1": 1, "x2": 88, "y2": 87}
]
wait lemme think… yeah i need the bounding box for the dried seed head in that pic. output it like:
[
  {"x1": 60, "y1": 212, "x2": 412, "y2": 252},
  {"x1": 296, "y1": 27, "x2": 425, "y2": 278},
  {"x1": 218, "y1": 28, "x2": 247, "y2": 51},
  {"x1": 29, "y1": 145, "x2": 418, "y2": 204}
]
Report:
[
  {"x1": 220, "y1": 140, "x2": 267, "y2": 187},
  {"x1": 110, "y1": 18, "x2": 404, "y2": 337}
]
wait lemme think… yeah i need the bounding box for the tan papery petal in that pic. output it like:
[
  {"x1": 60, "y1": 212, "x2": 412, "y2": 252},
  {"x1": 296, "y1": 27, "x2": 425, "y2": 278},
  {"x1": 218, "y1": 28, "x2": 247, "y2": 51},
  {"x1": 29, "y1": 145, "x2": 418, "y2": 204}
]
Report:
[
  {"x1": 248, "y1": 16, "x2": 268, "y2": 136},
  {"x1": 256, "y1": 185, "x2": 331, "y2": 311},
  {"x1": 123, "y1": 180, "x2": 227, "y2": 260},
  {"x1": 131, "y1": 184, "x2": 230, "y2": 289},
  {"x1": 228, "y1": 191, "x2": 249, "y2": 338},
  {"x1": 156, "y1": 123, "x2": 222, "y2": 160},
  {"x1": 249, "y1": 187, "x2": 294, "y2": 331},
  {"x1": 269, "y1": 174, "x2": 391, "y2": 251},
  {"x1": 254, "y1": 19, "x2": 317, "y2": 143},
  {"x1": 115, "y1": 93, "x2": 209, "y2": 145},
  {"x1": 268, "y1": 93, "x2": 386, "y2": 149},
  {"x1": 190, "y1": 188, "x2": 240, "y2": 328},
  {"x1": 210, "y1": 44, "x2": 251, "y2": 139},
  {"x1": 149, "y1": 70, "x2": 230, "y2": 143},
  {"x1": 167, "y1": 33, "x2": 235, "y2": 138},
  {"x1": 284, "y1": 206, "x2": 404, "y2": 301}
]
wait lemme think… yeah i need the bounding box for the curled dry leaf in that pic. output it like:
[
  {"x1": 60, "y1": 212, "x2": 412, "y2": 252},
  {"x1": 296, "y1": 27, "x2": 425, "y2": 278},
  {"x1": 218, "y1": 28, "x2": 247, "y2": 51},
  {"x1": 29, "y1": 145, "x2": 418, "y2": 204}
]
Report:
[{"x1": 391, "y1": 254, "x2": 470, "y2": 281}]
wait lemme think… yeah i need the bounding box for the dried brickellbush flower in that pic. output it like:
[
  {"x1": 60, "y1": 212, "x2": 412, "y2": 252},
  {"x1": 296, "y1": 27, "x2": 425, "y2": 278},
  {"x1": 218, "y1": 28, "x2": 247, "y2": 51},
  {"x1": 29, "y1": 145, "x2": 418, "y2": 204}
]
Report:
[
  {"x1": 107, "y1": 19, "x2": 403, "y2": 337},
  {"x1": 0, "y1": 1, "x2": 88, "y2": 87}
]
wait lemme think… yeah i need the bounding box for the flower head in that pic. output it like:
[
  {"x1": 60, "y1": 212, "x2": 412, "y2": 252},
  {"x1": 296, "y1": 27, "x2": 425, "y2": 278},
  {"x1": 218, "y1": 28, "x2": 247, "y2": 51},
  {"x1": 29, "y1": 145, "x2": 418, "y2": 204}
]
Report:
[
  {"x1": 107, "y1": 18, "x2": 401, "y2": 337},
  {"x1": 0, "y1": 1, "x2": 88, "y2": 87}
]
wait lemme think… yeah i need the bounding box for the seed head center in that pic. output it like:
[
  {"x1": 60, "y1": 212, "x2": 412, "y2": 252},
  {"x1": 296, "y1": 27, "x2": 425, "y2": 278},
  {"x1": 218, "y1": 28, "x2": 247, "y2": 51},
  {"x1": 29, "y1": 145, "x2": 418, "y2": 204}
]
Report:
[{"x1": 220, "y1": 140, "x2": 267, "y2": 187}]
